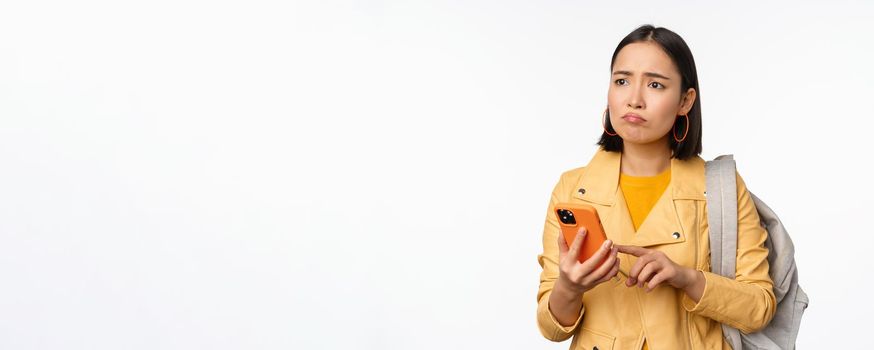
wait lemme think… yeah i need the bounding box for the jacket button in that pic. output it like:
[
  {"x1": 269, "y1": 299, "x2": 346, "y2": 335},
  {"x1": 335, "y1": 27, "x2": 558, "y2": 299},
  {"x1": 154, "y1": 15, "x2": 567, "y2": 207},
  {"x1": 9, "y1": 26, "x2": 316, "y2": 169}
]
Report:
[
  {"x1": 672, "y1": 232, "x2": 681, "y2": 239},
  {"x1": 593, "y1": 347, "x2": 599, "y2": 350},
  {"x1": 578, "y1": 188, "x2": 586, "y2": 195}
]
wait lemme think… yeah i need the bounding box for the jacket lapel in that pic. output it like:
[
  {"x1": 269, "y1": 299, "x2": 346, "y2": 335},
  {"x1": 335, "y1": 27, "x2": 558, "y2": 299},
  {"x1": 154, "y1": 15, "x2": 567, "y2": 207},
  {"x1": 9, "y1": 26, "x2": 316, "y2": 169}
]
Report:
[{"x1": 573, "y1": 149, "x2": 706, "y2": 247}]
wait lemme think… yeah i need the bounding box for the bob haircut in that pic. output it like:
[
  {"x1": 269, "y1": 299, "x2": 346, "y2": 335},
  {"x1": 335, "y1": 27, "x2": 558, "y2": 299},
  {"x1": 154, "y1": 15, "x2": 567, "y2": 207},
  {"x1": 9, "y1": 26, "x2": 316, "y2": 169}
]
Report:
[{"x1": 597, "y1": 24, "x2": 703, "y2": 160}]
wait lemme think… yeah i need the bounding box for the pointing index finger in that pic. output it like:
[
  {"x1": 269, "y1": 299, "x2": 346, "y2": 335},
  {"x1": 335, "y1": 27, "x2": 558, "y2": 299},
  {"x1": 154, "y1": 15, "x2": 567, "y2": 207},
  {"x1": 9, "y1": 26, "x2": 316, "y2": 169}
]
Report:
[{"x1": 615, "y1": 244, "x2": 649, "y2": 257}]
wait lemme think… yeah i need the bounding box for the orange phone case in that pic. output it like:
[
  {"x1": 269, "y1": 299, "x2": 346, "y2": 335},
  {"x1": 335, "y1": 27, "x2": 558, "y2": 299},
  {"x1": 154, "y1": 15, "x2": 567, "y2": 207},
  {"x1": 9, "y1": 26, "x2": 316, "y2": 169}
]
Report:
[{"x1": 554, "y1": 203, "x2": 610, "y2": 265}]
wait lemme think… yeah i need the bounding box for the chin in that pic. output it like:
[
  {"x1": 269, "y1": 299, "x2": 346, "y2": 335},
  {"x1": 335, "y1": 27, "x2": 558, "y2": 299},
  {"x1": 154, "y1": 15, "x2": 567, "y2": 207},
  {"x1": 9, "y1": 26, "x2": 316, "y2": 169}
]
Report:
[
  {"x1": 617, "y1": 131, "x2": 647, "y2": 144},
  {"x1": 618, "y1": 133, "x2": 665, "y2": 146}
]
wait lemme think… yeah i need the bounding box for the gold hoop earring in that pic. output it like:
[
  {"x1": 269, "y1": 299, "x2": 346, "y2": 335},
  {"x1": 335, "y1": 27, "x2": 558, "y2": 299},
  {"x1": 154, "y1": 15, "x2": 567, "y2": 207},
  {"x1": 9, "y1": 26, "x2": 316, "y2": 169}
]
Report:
[
  {"x1": 603, "y1": 108, "x2": 618, "y2": 136},
  {"x1": 673, "y1": 114, "x2": 689, "y2": 142}
]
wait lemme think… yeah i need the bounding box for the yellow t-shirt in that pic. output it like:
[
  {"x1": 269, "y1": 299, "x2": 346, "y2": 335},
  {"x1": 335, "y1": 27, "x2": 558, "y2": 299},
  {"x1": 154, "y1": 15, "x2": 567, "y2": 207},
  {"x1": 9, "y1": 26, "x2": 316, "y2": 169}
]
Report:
[
  {"x1": 619, "y1": 167, "x2": 671, "y2": 350},
  {"x1": 620, "y1": 167, "x2": 671, "y2": 232}
]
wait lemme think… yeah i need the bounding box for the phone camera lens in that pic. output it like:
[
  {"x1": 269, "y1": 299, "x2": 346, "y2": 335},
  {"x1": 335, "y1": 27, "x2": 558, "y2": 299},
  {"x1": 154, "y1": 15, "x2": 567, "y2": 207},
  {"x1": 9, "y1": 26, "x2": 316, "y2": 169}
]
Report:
[{"x1": 556, "y1": 209, "x2": 576, "y2": 225}]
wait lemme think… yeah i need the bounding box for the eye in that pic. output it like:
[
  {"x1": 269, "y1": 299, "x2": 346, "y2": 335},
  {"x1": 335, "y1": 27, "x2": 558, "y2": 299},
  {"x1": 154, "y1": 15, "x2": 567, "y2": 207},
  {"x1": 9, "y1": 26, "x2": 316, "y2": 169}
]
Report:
[
  {"x1": 614, "y1": 78, "x2": 628, "y2": 86},
  {"x1": 649, "y1": 82, "x2": 664, "y2": 89}
]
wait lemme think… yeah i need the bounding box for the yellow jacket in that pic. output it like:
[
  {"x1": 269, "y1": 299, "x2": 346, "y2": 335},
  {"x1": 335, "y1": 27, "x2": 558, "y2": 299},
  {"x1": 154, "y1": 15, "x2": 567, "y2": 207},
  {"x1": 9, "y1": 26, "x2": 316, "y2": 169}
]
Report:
[{"x1": 536, "y1": 149, "x2": 776, "y2": 350}]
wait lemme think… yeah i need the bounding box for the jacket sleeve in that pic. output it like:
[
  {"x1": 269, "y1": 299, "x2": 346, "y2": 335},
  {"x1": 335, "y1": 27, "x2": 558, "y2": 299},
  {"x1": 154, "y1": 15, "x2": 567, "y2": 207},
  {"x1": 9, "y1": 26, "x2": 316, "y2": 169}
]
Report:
[
  {"x1": 536, "y1": 172, "x2": 584, "y2": 341},
  {"x1": 681, "y1": 171, "x2": 778, "y2": 333}
]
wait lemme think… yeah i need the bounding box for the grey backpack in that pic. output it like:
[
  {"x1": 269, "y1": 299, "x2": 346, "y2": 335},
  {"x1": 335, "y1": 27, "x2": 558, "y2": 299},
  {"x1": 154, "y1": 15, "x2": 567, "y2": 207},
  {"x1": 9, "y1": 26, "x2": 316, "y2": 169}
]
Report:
[{"x1": 705, "y1": 155, "x2": 809, "y2": 350}]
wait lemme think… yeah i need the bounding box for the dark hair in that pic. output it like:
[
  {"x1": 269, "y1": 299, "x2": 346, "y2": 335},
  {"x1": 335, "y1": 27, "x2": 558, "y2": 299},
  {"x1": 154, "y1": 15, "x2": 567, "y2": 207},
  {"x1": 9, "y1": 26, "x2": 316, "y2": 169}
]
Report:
[{"x1": 597, "y1": 24, "x2": 703, "y2": 160}]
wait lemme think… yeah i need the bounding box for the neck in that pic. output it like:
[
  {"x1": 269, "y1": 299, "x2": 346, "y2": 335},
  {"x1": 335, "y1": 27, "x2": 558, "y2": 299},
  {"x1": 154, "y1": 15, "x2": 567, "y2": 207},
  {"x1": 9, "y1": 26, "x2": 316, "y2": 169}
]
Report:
[{"x1": 620, "y1": 137, "x2": 672, "y2": 176}]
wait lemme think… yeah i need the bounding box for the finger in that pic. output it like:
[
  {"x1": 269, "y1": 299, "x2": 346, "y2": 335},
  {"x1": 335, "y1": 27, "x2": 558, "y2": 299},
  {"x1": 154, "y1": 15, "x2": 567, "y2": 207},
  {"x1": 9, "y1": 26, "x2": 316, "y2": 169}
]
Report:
[
  {"x1": 646, "y1": 272, "x2": 668, "y2": 293},
  {"x1": 590, "y1": 248, "x2": 620, "y2": 284},
  {"x1": 626, "y1": 254, "x2": 655, "y2": 287},
  {"x1": 566, "y1": 227, "x2": 587, "y2": 262},
  {"x1": 577, "y1": 238, "x2": 613, "y2": 273},
  {"x1": 594, "y1": 257, "x2": 621, "y2": 285},
  {"x1": 636, "y1": 261, "x2": 660, "y2": 288},
  {"x1": 616, "y1": 244, "x2": 649, "y2": 257},
  {"x1": 584, "y1": 245, "x2": 619, "y2": 283},
  {"x1": 557, "y1": 230, "x2": 569, "y2": 259}
]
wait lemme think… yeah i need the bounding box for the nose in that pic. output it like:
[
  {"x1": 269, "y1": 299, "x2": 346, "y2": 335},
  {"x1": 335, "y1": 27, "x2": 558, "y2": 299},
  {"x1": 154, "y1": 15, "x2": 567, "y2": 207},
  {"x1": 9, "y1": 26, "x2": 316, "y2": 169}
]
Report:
[{"x1": 627, "y1": 83, "x2": 644, "y2": 109}]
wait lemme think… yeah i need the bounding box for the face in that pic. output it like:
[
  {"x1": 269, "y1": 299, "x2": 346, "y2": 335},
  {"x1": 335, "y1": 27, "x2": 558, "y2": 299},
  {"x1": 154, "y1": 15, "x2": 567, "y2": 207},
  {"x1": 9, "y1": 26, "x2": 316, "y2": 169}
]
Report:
[{"x1": 607, "y1": 41, "x2": 696, "y2": 146}]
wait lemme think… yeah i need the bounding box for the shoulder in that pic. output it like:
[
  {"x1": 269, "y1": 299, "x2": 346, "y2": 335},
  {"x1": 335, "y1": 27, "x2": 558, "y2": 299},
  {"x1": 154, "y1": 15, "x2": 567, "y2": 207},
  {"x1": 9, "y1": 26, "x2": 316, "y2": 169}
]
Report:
[
  {"x1": 546, "y1": 166, "x2": 587, "y2": 202},
  {"x1": 705, "y1": 156, "x2": 752, "y2": 195},
  {"x1": 560, "y1": 166, "x2": 587, "y2": 180},
  {"x1": 550, "y1": 149, "x2": 610, "y2": 193},
  {"x1": 555, "y1": 166, "x2": 586, "y2": 188}
]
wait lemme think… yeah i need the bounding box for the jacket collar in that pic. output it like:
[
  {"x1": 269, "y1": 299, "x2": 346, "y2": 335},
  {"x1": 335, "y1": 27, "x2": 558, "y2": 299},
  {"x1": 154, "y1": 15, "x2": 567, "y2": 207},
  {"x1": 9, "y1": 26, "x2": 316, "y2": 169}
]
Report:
[{"x1": 572, "y1": 149, "x2": 706, "y2": 205}]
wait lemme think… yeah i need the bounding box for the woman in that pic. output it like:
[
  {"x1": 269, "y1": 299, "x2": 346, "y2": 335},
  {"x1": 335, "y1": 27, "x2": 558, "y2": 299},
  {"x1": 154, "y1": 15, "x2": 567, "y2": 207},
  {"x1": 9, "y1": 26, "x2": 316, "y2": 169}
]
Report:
[{"x1": 535, "y1": 25, "x2": 776, "y2": 350}]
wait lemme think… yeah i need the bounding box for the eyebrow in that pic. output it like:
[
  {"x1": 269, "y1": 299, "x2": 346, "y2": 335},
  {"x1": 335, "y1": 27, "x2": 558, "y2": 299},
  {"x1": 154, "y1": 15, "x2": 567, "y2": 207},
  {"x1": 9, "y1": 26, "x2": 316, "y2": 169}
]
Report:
[{"x1": 612, "y1": 70, "x2": 671, "y2": 80}]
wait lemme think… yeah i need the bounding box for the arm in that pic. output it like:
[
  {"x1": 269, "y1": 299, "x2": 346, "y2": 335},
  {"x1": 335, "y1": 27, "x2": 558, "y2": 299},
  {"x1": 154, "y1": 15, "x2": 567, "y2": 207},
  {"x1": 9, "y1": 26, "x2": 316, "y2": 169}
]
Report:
[
  {"x1": 535, "y1": 174, "x2": 585, "y2": 341},
  {"x1": 680, "y1": 171, "x2": 778, "y2": 333}
]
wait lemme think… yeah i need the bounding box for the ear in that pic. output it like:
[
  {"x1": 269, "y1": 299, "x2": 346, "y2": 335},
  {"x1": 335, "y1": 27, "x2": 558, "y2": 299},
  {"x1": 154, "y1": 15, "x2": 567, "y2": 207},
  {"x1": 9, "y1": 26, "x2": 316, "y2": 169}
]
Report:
[{"x1": 679, "y1": 88, "x2": 697, "y2": 115}]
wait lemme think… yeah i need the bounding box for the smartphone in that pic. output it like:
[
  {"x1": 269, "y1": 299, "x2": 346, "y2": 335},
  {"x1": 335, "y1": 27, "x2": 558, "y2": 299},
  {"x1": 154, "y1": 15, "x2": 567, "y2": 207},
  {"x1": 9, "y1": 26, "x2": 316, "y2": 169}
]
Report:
[{"x1": 554, "y1": 203, "x2": 610, "y2": 266}]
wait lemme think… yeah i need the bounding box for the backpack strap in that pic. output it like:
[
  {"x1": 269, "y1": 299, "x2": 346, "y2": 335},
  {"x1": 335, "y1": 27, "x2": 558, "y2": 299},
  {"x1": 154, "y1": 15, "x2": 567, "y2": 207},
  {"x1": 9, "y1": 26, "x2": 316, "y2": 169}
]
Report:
[
  {"x1": 705, "y1": 154, "x2": 738, "y2": 278},
  {"x1": 705, "y1": 154, "x2": 743, "y2": 350}
]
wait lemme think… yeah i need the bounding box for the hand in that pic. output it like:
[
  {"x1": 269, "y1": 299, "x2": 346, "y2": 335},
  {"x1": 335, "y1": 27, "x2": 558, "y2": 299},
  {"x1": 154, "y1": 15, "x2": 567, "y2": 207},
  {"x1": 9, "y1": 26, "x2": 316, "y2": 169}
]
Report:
[
  {"x1": 615, "y1": 245, "x2": 697, "y2": 293},
  {"x1": 556, "y1": 227, "x2": 621, "y2": 295}
]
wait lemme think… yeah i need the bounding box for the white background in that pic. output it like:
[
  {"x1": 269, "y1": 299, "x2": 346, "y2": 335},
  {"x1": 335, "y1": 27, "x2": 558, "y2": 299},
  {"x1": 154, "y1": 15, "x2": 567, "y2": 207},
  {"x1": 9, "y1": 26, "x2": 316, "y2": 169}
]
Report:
[{"x1": 1, "y1": 0, "x2": 871, "y2": 349}]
